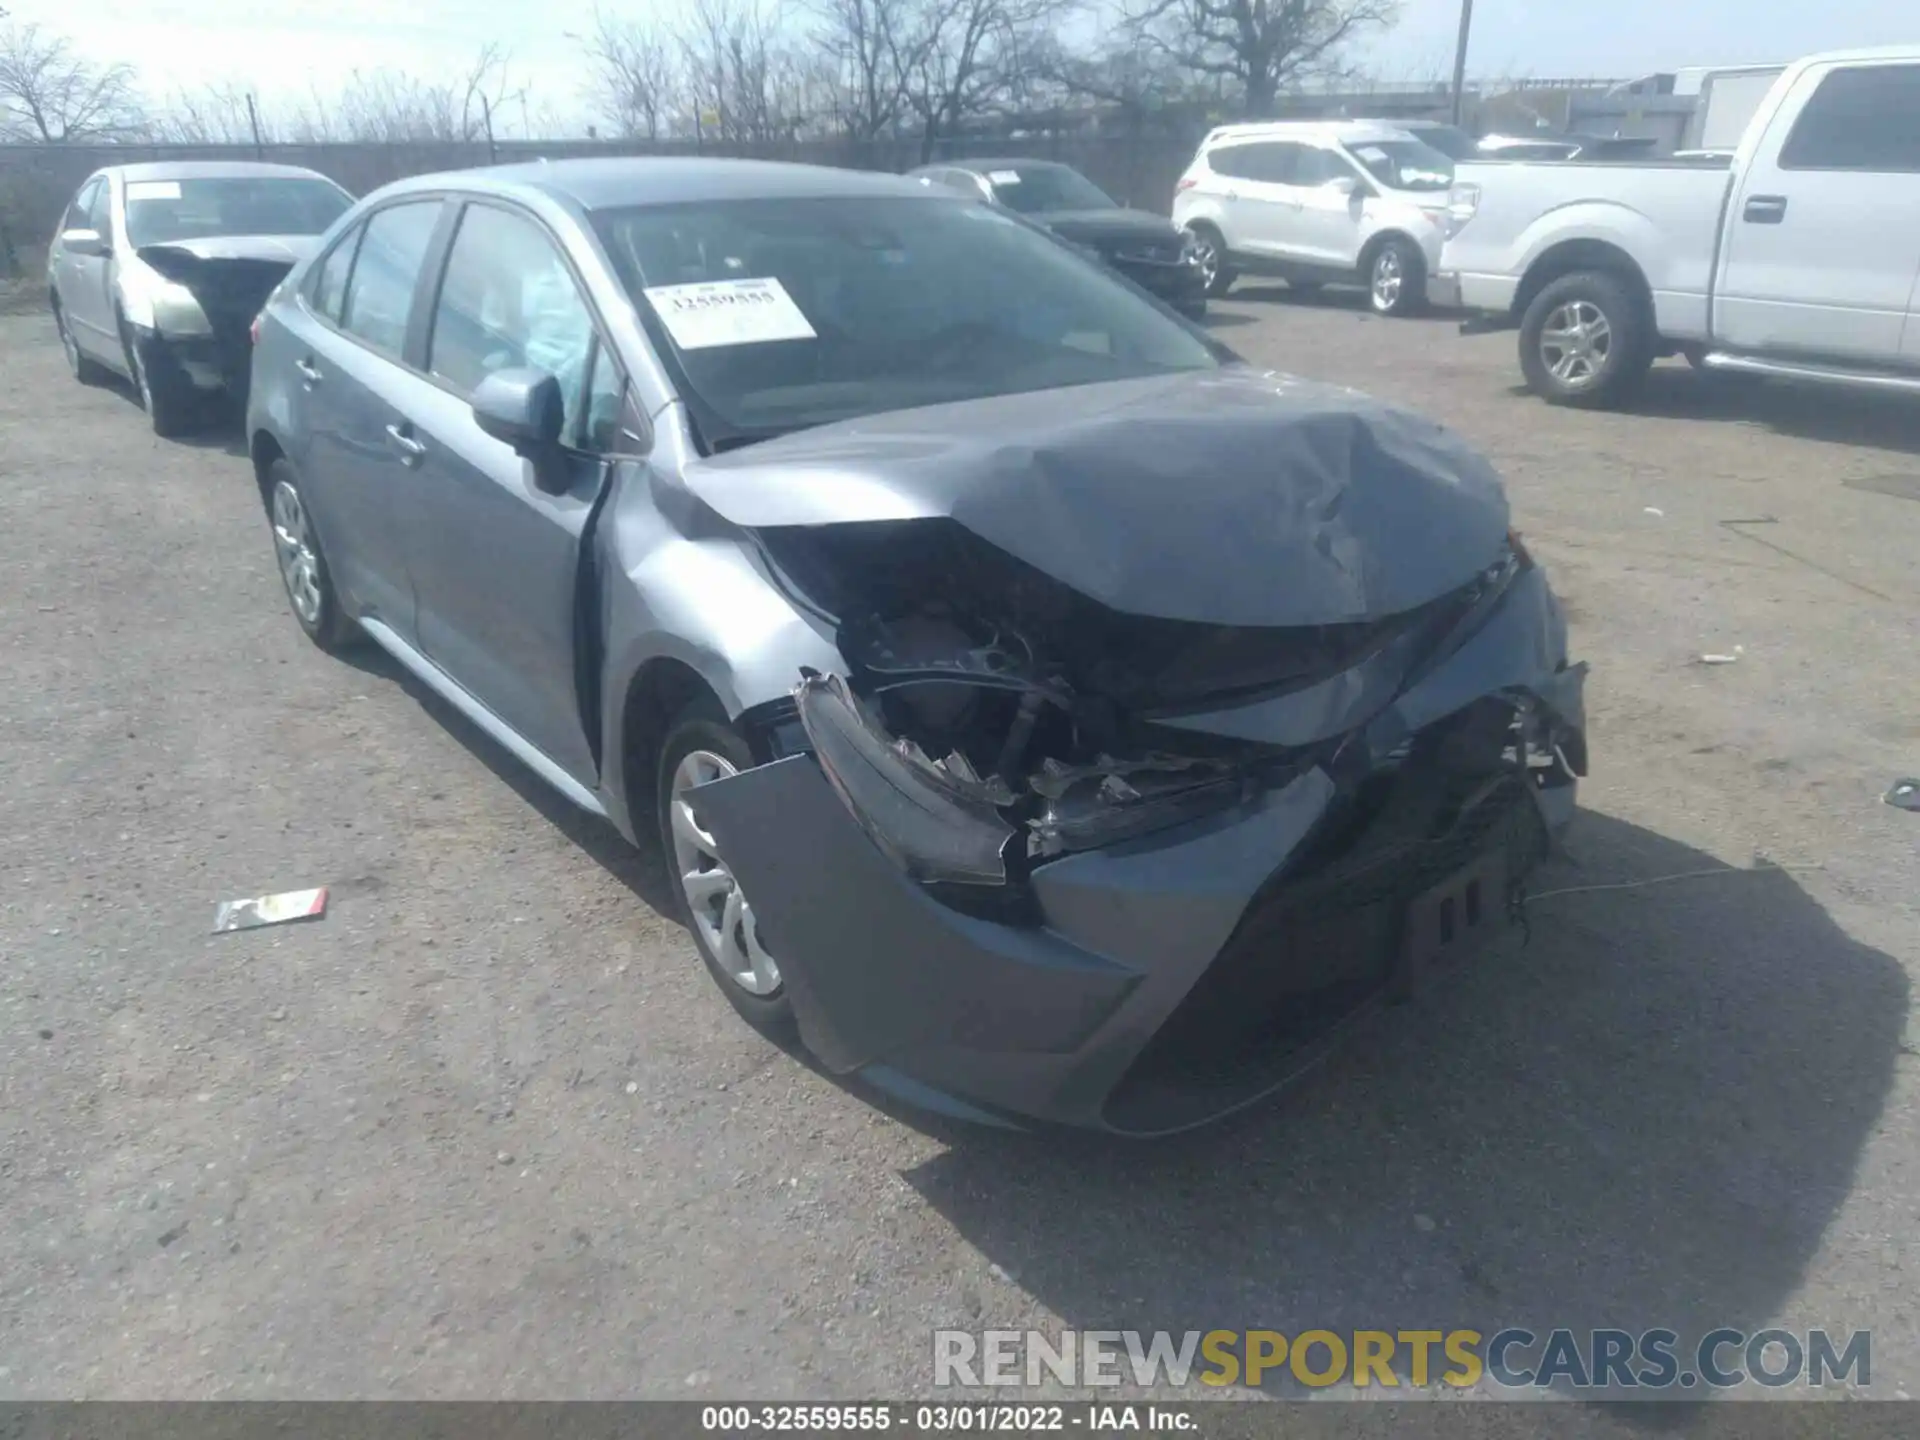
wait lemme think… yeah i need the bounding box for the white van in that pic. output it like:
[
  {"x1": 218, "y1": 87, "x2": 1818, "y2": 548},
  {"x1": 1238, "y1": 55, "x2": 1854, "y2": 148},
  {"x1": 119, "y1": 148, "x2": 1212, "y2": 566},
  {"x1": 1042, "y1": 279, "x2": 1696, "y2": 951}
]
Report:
[{"x1": 1170, "y1": 121, "x2": 1456, "y2": 316}]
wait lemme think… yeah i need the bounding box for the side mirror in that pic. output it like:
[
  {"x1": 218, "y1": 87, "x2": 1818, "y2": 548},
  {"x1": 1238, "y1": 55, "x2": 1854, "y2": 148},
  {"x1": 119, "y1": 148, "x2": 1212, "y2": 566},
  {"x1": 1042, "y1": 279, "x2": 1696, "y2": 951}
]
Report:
[
  {"x1": 471, "y1": 368, "x2": 568, "y2": 491},
  {"x1": 61, "y1": 227, "x2": 109, "y2": 258},
  {"x1": 1327, "y1": 175, "x2": 1359, "y2": 197}
]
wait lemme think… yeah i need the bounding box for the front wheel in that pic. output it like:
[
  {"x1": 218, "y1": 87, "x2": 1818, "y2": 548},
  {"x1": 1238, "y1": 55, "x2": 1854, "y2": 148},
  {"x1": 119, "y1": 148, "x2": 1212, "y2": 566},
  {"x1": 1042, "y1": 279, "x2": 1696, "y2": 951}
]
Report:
[
  {"x1": 1518, "y1": 270, "x2": 1654, "y2": 408},
  {"x1": 1367, "y1": 238, "x2": 1425, "y2": 317},
  {"x1": 124, "y1": 328, "x2": 198, "y2": 438},
  {"x1": 657, "y1": 702, "x2": 794, "y2": 1036}
]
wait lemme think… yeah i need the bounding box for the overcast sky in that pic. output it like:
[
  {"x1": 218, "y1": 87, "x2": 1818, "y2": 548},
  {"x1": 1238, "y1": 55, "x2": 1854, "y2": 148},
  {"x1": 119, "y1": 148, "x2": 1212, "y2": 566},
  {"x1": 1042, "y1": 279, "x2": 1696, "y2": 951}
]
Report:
[{"x1": 7, "y1": 0, "x2": 1916, "y2": 135}]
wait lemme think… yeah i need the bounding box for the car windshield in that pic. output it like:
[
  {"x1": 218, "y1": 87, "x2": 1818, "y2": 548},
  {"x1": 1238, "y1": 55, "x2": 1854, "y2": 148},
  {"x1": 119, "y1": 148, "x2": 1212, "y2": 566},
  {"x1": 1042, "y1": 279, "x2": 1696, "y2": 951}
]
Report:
[
  {"x1": 596, "y1": 194, "x2": 1220, "y2": 448},
  {"x1": 123, "y1": 177, "x2": 352, "y2": 248},
  {"x1": 1343, "y1": 139, "x2": 1455, "y2": 192},
  {"x1": 982, "y1": 165, "x2": 1117, "y2": 214}
]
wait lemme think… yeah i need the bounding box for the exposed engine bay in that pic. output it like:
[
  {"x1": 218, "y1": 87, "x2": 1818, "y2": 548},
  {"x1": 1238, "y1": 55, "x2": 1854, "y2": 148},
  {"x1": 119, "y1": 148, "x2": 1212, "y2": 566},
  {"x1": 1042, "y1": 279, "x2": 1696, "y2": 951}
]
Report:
[{"x1": 755, "y1": 517, "x2": 1570, "y2": 887}]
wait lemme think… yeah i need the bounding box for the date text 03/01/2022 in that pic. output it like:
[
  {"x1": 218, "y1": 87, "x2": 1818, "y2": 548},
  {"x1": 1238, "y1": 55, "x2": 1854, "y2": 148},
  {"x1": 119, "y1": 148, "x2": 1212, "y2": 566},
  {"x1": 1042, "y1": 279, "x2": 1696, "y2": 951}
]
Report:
[{"x1": 701, "y1": 1405, "x2": 1194, "y2": 1432}]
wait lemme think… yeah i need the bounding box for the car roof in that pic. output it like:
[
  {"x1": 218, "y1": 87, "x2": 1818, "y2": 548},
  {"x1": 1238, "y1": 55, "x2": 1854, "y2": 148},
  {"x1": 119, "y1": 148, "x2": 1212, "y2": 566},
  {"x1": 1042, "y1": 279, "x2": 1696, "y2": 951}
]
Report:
[
  {"x1": 377, "y1": 156, "x2": 940, "y2": 212},
  {"x1": 936, "y1": 158, "x2": 1076, "y2": 174},
  {"x1": 1202, "y1": 120, "x2": 1419, "y2": 147},
  {"x1": 102, "y1": 160, "x2": 337, "y2": 183}
]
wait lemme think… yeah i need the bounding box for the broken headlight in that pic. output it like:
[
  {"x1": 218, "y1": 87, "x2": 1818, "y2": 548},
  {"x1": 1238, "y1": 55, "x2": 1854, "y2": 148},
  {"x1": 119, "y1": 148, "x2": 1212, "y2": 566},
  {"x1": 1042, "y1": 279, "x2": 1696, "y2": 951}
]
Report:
[{"x1": 796, "y1": 671, "x2": 1017, "y2": 886}]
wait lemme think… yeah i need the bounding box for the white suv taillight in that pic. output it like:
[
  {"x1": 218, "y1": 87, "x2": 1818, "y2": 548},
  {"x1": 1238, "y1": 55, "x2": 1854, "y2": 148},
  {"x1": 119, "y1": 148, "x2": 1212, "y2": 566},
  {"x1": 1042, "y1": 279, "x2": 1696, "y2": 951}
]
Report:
[{"x1": 1175, "y1": 176, "x2": 1199, "y2": 192}]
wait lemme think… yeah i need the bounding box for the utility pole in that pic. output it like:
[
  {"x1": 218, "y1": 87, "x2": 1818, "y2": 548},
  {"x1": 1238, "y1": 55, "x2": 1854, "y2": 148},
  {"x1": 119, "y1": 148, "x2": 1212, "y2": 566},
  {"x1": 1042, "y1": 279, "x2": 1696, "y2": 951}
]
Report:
[
  {"x1": 245, "y1": 92, "x2": 265, "y2": 158},
  {"x1": 1449, "y1": 0, "x2": 1475, "y2": 127},
  {"x1": 480, "y1": 93, "x2": 498, "y2": 163}
]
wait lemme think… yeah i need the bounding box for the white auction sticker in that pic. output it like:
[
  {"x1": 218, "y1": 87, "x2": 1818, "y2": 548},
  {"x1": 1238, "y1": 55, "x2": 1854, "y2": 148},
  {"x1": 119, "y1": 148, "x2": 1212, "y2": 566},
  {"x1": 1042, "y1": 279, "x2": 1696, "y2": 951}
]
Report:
[
  {"x1": 642, "y1": 276, "x2": 817, "y2": 351},
  {"x1": 126, "y1": 181, "x2": 183, "y2": 201},
  {"x1": 988, "y1": 169, "x2": 1022, "y2": 185}
]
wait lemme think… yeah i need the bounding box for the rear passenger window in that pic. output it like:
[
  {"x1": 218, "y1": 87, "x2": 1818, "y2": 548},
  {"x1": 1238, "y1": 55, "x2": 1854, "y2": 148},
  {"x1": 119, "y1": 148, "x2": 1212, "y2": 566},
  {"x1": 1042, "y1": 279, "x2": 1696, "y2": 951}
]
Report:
[
  {"x1": 1206, "y1": 145, "x2": 1256, "y2": 181},
  {"x1": 1779, "y1": 65, "x2": 1920, "y2": 172},
  {"x1": 428, "y1": 203, "x2": 596, "y2": 437},
  {"x1": 340, "y1": 201, "x2": 442, "y2": 359},
  {"x1": 308, "y1": 224, "x2": 361, "y2": 323}
]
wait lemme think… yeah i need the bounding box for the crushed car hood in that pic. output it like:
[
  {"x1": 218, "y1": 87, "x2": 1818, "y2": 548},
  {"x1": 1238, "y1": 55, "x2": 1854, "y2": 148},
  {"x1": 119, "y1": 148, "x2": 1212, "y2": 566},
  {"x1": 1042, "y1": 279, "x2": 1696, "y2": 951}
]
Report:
[
  {"x1": 135, "y1": 234, "x2": 319, "y2": 266},
  {"x1": 682, "y1": 366, "x2": 1511, "y2": 628}
]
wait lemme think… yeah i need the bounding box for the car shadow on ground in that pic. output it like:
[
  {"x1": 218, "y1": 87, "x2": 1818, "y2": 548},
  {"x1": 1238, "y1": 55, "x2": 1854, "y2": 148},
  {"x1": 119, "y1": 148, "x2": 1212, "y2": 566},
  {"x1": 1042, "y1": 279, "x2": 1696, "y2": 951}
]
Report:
[
  {"x1": 1519, "y1": 364, "x2": 1920, "y2": 458},
  {"x1": 331, "y1": 642, "x2": 682, "y2": 920},
  {"x1": 95, "y1": 372, "x2": 252, "y2": 456},
  {"x1": 893, "y1": 807, "x2": 1908, "y2": 1409}
]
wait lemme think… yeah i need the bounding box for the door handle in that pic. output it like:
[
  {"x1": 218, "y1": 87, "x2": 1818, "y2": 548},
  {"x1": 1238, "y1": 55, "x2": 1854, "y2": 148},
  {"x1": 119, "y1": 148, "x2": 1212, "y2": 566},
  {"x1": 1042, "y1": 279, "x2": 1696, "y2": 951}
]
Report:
[
  {"x1": 385, "y1": 423, "x2": 427, "y2": 464},
  {"x1": 294, "y1": 358, "x2": 322, "y2": 384},
  {"x1": 1743, "y1": 194, "x2": 1788, "y2": 224},
  {"x1": 1224, "y1": 189, "x2": 1239, "y2": 200}
]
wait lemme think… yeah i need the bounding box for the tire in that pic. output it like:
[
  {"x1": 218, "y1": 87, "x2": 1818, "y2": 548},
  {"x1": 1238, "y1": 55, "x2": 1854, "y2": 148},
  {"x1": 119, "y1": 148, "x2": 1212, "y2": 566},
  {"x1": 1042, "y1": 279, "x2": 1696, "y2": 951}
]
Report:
[
  {"x1": 1518, "y1": 270, "x2": 1655, "y2": 408},
  {"x1": 123, "y1": 324, "x2": 198, "y2": 438},
  {"x1": 1185, "y1": 224, "x2": 1235, "y2": 297},
  {"x1": 53, "y1": 298, "x2": 112, "y2": 385},
  {"x1": 264, "y1": 458, "x2": 358, "y2": 652},
  {"x1": 1367, "y1": 236, "x2": 1425, "y2": 317},
  {"x1": 1177, "y1": 297, "x2": 1208, "y2": 322},
  {"x1": 656, "y1": 700, "x2": 795, "y2": 1036}
]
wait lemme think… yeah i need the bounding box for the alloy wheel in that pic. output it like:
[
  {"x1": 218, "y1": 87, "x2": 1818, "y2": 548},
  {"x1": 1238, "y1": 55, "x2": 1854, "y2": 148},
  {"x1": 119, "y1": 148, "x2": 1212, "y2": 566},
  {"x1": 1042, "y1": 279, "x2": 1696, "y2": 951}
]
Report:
[
  {"x1": 669, "y1": 749, "x2": 780, "y2": 997},
  {"x1": 1189, "y1": 232, "x2": 1219, "y2": 291},
  {"x1": 270, "y1": 479, "x2": 324, "y2": 626},
  {"x1": 1371, "y1": 248, "x2": 1404, "y2": 311},
  {"x1": 1540, "y1": 300, "x2": 1613, "y2": 388}
]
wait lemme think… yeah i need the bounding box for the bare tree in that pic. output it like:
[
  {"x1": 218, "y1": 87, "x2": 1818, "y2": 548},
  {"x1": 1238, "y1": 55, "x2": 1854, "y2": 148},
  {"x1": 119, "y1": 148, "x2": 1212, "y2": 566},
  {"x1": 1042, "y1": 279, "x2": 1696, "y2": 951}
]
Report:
[
  {"x1": 679, "y1": 0, "x2": 807, "y2": 142},
  {"x1": 897, "y1": 0, "x2": 1072, "y2": 160},
  {"x1": 288, "y1": 44, "x2": 525, "y2": 143},
  {"x1": 808, "y1": 0, "x2": 915, "y2": 140},
  {"x1": 0, "y1": 20, "x2": 146, "y2": 140},
  {"x1": 1127, "y1": 0, "x2": 1398, "y2": 117},
  {"x1": 151, "y1": 81, "x2": 267, "y2": 145},
  {"x1": 582, "y1": 8, "x2": 681, "y2": 139}
]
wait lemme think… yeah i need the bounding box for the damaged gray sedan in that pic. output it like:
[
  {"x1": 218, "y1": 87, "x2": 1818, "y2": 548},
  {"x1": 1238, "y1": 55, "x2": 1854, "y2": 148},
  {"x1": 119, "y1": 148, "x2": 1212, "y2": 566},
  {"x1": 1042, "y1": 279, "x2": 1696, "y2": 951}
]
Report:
[{"x1": 248, "y1": 158, "x2": 1587, "y2": 1135}]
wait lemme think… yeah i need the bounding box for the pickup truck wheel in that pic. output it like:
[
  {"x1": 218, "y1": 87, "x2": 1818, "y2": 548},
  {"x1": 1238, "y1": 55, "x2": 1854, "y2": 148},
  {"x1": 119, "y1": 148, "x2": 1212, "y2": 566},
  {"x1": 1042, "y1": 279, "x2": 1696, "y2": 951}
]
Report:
[
  {"x1": 658, "y1": 702, "x2": 795, "y2": 1037},
  {"x1": 1368, "y1": 238, "x2": 1425, "y2": 317},
  {"x1": 1519, "y1": 271, "x2": 1653, "y2": 407},
  {"x1": 1184, "y1": 224, "x2": 1235, "y2": 297}
]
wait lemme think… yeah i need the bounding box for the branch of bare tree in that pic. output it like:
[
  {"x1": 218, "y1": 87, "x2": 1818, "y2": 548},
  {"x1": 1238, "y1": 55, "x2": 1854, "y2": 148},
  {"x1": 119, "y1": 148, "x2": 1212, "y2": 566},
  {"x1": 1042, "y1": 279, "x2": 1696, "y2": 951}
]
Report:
[
  {"x1": 0, "y1": 20, "x2": 146, "y2": 141},
  {"x1": 1122, "y1": 0, "x2": 1399, "y2": 117}
]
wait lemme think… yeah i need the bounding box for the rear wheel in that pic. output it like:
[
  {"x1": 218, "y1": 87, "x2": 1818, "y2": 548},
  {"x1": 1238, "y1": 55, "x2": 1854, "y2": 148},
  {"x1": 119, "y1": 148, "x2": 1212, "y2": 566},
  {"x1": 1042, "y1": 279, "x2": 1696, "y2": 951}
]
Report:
[
  {"x1": 1518, "y1": 270, "x2": 1654, "y2": 408},
  {"x1": 657, "y1": 701, "x2": 794, "y2": 1036},
  {"x1": 1184, "y1": 224, "x2": 1235, "y2": 297},
  {"x1": 1367, "y1": 237, "x2": 1425, "y2": 317},
  {"x1": 54, "y1": 299, "x2": 111, "y2": 385},
  {"x1": 266, "y1": 458, "x2": 358, "y2": 652}
]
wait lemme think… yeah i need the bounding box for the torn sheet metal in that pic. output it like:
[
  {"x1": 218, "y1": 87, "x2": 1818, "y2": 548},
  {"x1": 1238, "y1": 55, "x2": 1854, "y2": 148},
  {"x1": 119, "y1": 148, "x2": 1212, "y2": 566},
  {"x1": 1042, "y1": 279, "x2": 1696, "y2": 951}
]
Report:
[
  {"x1": 212, "y1": 887, "x2": 329, "y2": 934},
  {"x1": 680, "y1": 366, "x2": 1510, "y2": 628}
]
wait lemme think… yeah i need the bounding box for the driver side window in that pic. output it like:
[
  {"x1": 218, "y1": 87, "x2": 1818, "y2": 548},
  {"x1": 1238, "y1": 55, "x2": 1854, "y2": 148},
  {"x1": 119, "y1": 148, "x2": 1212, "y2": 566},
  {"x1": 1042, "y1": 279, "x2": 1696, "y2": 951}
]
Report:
[
  {"x1": 86, "y1": 181, "x2": 113, "y2": 237},
  {"x1": 66, "y1": 179, "x2": 103, "y2": 232},
  {"x1": 428, "y1": 203, "x2": 597, "y2": 443}
]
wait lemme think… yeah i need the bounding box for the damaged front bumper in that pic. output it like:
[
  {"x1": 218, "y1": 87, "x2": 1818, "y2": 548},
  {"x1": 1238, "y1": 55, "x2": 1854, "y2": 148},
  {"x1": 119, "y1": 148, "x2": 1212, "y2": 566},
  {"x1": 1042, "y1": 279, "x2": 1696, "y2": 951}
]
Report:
[{"x1": 694, "y1": 566, "x2": 1587, "y2": 1135}]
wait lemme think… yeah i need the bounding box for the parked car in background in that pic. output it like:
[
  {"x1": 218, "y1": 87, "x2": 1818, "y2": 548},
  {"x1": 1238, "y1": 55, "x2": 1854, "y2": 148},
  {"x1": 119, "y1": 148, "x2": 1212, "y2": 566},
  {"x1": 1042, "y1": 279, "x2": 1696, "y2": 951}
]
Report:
[
  {"x1": 1381, "y1": 120, "x2": 1480, "y2": 161},
  {"x1": 246, "y1": 157, "x2": 1585, "y2": 1134},
  {"x1": 907, "y1": 159, "x2": 1208, "y2": 317},
  {"x1": 1172, "y1": 121, "x2": 1455, "y2": 316},
  {"x1": 48, "y1": 161, "x2": 353, "y2": 435},
  {"x1": 1436, "y1": 46, "x2": 1920, "y2": 407}
]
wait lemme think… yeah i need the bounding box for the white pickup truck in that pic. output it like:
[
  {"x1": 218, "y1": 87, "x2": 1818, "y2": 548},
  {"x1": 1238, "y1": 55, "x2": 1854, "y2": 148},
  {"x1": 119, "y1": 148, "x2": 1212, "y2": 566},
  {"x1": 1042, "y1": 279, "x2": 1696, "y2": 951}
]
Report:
[{"x1": 1432, "y1": 46, "x2": 1920, "y2": 407}]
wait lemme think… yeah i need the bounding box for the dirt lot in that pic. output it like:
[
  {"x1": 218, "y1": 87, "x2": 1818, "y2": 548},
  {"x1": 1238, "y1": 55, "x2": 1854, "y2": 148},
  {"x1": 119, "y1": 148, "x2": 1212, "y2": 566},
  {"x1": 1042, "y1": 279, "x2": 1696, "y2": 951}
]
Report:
[{"x1": 2, "y1": 289, "x2": 1917, "y2": 1411}]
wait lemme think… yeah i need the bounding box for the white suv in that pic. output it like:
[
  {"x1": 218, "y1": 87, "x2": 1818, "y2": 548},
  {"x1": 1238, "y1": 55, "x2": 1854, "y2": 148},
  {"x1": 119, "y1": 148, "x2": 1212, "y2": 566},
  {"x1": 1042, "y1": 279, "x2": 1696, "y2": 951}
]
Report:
[{"x1": 1171, "y1": 122, "x2": 1456, "y2": 316}]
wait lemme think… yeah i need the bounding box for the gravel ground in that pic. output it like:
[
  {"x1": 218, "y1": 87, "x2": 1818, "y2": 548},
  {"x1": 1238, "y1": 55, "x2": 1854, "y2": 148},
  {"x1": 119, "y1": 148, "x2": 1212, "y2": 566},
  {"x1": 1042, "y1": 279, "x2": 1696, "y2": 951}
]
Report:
[{"x1": 1, "y1": 290, "x2": 1916, "y2": 1414}]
